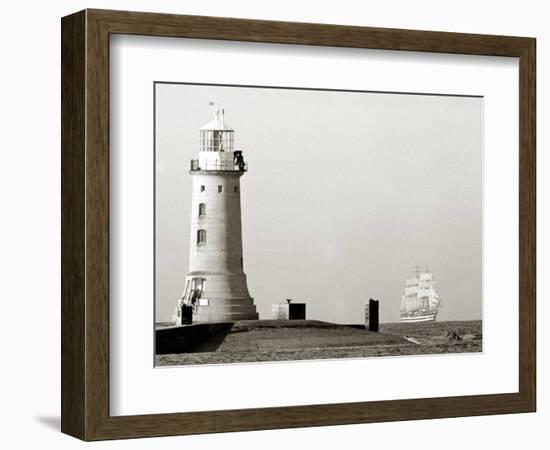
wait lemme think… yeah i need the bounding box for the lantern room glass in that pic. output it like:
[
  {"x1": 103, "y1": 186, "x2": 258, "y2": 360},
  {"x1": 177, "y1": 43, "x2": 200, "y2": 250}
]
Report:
[{"x1": 200, "y1": 130, "x2": 234, "y2": 152}]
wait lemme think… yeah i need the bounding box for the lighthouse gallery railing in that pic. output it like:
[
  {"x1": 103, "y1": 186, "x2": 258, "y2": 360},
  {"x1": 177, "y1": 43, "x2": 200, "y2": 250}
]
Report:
[{"x1": 190, "y1": 159, "x2": 248, "y2": 172}]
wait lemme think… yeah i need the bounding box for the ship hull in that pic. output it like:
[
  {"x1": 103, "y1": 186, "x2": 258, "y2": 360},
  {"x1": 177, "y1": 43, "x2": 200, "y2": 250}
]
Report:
[{"x1": 401, "y1": 312, "x2": 437, "y2": 323}]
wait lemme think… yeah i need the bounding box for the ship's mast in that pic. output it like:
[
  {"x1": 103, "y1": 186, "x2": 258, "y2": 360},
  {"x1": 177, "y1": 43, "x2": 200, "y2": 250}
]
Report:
[{"x1": 414, "y1": 262, "x2": 421, "y2": 278}]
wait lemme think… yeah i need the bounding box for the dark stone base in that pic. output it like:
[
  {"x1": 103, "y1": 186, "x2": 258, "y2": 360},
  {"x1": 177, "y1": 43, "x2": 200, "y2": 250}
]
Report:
[{"x1": 155, "y1": 322, "x2": 234, "y2": 354}]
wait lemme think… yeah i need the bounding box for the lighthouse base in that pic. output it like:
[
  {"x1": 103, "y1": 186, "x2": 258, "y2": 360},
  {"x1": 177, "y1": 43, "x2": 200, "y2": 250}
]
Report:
[
  {"x1": 194, "y1": 299, "x2": 259, "y2": 322},
  {"x1": 176, "y1": 272, "x2": 258, "y2": 323}
]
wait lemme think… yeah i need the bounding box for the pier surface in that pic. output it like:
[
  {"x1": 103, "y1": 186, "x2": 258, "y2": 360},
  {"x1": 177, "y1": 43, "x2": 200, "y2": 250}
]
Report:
[{"x1": 155, "y1": 319, "x2": 482, "y2": 366}]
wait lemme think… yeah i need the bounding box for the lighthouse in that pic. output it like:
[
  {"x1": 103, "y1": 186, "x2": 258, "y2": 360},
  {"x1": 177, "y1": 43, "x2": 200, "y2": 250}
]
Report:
[{"x1": 174, "y1": 105, "x2": 258, "y2": 324}]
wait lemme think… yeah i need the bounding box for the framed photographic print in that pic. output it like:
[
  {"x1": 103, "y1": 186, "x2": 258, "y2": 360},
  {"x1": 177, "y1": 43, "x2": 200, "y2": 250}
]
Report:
[{"x1": 61, "y1": 9, "x2": 536, "y2": 441}]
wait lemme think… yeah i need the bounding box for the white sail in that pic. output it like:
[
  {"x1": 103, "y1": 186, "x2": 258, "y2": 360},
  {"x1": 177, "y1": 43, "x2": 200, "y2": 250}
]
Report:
[{"x1": 405, "y1": 286, "x2": 418, "y2": 295}]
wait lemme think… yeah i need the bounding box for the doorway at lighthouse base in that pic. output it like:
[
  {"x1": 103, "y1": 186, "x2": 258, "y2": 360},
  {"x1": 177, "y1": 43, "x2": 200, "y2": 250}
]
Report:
[{"x1": 175, "y1": 274, "x2": 258, "y2": 323}]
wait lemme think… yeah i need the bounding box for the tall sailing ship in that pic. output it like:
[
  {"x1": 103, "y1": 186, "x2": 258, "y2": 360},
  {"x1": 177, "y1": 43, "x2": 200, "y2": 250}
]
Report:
[{"x1": 400, "y1": 267, "x2": 442, "y2": 323}]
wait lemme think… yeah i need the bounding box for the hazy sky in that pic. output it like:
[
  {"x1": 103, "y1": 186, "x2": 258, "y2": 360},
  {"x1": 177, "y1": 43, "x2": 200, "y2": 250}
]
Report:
[{"x1": 155, "y1": 83, "x2": 482, "y2": 324}]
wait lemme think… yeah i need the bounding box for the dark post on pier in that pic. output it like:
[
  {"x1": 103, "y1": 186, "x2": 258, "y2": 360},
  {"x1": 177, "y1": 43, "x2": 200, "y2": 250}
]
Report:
[
  {"x1": 365, "y1": 299, "x2": 379, "y2": 332},
  {"x1": 179, "y1": 305, "x2": 193, "y2": 325}
]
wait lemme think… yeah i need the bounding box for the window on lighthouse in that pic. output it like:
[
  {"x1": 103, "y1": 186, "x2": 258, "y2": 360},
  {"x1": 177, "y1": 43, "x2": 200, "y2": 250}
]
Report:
[
  {"x1": 218, "y1": 185, "x2": 223, "y2": 193},
  {"x1": 198, "y1": 203, "x2": 206, "y2": 217},
  {"x1": 197, "y1": 229, "x2": 207, "y2": 245}
]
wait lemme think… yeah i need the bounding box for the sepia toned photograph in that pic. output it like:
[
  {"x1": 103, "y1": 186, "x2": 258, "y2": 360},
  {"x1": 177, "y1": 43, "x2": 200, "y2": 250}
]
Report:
[{"x1": 154, "y1": 82, "x2": 483, "y2": 367}]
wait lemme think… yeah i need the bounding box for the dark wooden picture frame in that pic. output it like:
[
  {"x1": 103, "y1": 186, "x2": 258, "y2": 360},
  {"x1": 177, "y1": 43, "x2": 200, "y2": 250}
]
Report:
[{"x1": 61, "y1": 9, "x2": 536, "y2": 441}]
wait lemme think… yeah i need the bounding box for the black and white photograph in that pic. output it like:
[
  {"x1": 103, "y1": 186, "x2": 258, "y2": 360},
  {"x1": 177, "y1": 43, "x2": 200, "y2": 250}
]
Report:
[{"x1": 154, "y1": 82, "x2": 483, "y2": 366}]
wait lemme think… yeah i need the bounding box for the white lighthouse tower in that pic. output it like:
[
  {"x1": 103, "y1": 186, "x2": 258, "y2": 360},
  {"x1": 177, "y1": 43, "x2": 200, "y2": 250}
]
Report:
[{"x1": 174, "y1": 105, "x2": 258, "y2": 323}]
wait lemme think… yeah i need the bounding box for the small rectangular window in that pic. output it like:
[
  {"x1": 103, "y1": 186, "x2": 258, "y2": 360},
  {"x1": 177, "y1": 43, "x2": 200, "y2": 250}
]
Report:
[
  {"x1": 218, "y1": 185, "x2": 223, "y2": 193},
  {"x1": 200, "y1": 185, "x2": 205, "y2": 192},
  {"x1": 234, "y1": 185, "x2": 239, "y2": 193},
  {"x1": 198, "y1": 203, "x2": 206, "y2": 217},
  {"x1": 197, "y1": 229, "x2": 206, "y2": 245}
]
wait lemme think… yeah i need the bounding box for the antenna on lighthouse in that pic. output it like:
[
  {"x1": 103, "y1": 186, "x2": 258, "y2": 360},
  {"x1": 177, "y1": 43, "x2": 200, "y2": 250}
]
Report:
[
  {"x1": 208, "y1": 101, "x2": 227, "y2": 129},
  {"x1": 208, "y1": 100, "x2": 223, "y2": 117}
]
